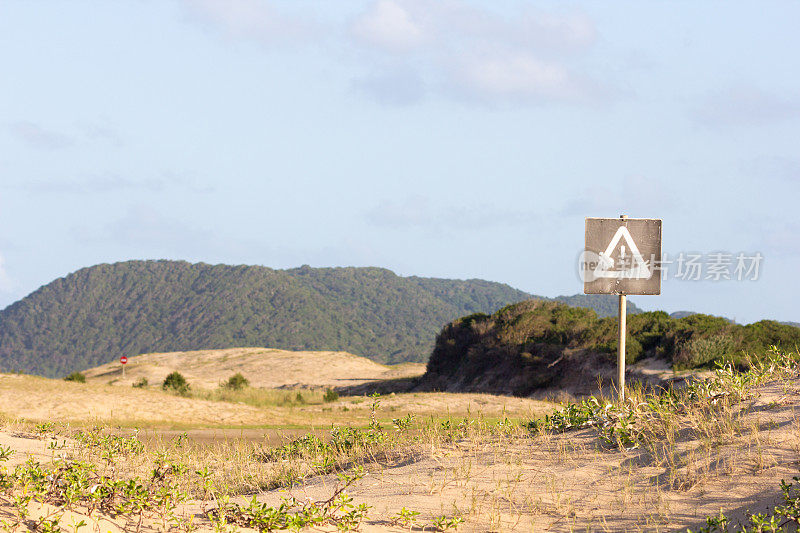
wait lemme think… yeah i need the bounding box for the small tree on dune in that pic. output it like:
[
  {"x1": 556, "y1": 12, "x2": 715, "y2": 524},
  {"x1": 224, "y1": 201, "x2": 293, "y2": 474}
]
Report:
[{"x1": 162, "y1": 371, "x2": 190, "y2": 396}]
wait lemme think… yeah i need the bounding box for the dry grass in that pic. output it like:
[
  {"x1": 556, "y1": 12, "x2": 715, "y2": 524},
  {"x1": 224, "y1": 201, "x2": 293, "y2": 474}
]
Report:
[
  {"x1": 0, "y1": 372, "x2": 544, "y2": 429},
  {"x1": 2, "y1": 350, "x2": 800, "y2": 531},
  {"x1": 81, "y1": 347, "x2": 425, "y2": 390}
]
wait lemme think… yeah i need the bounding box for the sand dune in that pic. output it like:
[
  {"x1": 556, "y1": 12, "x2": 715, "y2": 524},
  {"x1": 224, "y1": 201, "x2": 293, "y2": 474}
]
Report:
[{"x1": 82, "y1": 347, "x2": 426, "y2": 390}]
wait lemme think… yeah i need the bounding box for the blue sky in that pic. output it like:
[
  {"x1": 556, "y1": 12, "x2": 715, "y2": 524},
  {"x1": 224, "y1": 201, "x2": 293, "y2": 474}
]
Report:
[{"x1": 1, "y1": 1, "x2": 798, "y2": 324}]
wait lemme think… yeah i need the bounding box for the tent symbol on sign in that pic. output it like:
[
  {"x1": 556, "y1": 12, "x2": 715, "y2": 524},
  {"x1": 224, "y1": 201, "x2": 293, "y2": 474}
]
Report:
[{"x1": 593, "y1": 226, "x2": 653, "y2": 280}]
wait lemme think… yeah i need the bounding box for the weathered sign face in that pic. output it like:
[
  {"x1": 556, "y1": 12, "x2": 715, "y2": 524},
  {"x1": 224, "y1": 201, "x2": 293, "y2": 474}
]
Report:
[{"x1": 583, "y1": 218, "x2": 662, "y2": 295}]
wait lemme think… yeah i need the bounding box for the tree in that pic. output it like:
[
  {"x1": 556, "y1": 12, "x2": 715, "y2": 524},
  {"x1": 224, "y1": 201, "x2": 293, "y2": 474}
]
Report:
[{"x1": 162, "y1": 371, "x2": 190, "y2": 395}]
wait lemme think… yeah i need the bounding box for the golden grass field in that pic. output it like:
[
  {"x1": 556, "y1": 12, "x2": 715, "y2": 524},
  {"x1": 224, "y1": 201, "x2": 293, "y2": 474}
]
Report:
[{"x1": 1, "y1": 347, "x2": 800, "y2": 532}]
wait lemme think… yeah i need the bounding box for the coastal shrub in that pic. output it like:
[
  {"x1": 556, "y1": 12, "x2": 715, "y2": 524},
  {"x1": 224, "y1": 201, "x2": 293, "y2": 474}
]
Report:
[
  {"x1": 224, "y1": 372, "x2": 249, "y2": 391},
  {"x1": 324, "y1": 388, "x2": 339, "y2": 402},
  {"x1": 162, "y1": 371, "x2": 190, "y2": 395}
]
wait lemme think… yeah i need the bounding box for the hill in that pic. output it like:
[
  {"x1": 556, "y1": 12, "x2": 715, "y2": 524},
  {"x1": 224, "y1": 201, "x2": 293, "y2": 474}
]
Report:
[
  {"x1": 82, "y1": 347, "x2": 425, "y2": 390},
  {"x1": 553, "y1": 293, "x2": 643, "y2": 317},
  {"x1": 0, "y1": 261, "x2": 534, "y2": 377},
  {"x1": 422, "y1": 299, "x2": 800, "y2": 396},
  {"x1": 0, "y1": 260, "x2": 661, "y2": 379}
]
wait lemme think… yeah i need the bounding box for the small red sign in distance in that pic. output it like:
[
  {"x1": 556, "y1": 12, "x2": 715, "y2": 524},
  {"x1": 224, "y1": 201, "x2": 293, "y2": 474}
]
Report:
[{"x1": 120, "y1": 356, "x2": 128, "y2": 365}]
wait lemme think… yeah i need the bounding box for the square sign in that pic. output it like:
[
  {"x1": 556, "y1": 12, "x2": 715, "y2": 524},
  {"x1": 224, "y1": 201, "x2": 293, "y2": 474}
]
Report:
[{"x1": 583, "y1": 217, "x2": 662, "y2": 295}]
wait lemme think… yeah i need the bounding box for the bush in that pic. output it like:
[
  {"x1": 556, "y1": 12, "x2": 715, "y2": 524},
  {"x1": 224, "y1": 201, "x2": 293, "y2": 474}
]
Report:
[
  {"x1": 323, "y1": 388, "x2": 339, "y2": 403},
  {"x1": 162, "y1": 371, "x2": 190, "y2": 395},
  {"x1": 674, "y1": 334, "x2": 737, "y2": 369},
  {"x1": 132, "y1": 377, "x2": 148, "y2": 388},
  {"x1": 606, "y1": 335, "x2": 644, "y2": 365},
  {"x1": 224, "y1": 373, "x2": 249, "y2": 391},
  {"x1": 63, "y1": 372, "x2": 86, "y2": 383}
]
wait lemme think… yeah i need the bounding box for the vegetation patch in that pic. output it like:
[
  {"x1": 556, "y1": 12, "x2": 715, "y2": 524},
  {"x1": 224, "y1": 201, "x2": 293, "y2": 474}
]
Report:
[
  {"x1": 162, "y1": 371, "x2": 190, "y2": 396},
  {"x1": 62, "y1": 372, "x2": 85, "y2": 383},
  {"x1": 424, "y1": 300, "x2": 800, "y2": 395}
]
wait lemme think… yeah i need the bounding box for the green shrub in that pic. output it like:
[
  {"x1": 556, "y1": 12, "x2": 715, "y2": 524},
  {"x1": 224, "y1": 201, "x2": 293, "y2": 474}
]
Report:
[
  {"x1": 224, "y1": 372, "x2": 249, "y2": 391},
  {"x1": 64, "y1": 372, "x2": 86, "y2": 383},
  {"x1": 600, "y1": 334, "x2": 643, "y2": 364},
  {"x1": 323, "y1": 388, "x2": 339, "y2": 403},
  {"x1": 675, "y1": 334, "x2": 737, "y2": 370},
  {"x1": 162, "y1": 371, "x2": 190, "y2": 395},
  {"x1": 132, "y1": 377, "x2": 148, "y2": 388}
]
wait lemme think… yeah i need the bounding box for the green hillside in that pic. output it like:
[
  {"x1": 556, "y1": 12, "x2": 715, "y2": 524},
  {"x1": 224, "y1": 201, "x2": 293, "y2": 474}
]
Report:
[
  {"x1": 553, "y1": 294, "x2": 644, "y2": 317},
  {"x1": 423, "y1": 300, "x2": 800, "y2": 396},
  {"x1": 0, "y1": 261, "x2": 535, "y2": 377}
]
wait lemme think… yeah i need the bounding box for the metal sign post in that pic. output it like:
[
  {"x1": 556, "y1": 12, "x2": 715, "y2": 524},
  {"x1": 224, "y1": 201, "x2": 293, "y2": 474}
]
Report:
[
  {"x1": 583, "y1": 215, "x2": 661, "y2": 402},
  {"x1": 617, "y1": 214, "x2": 627, "y2": 401},
  {"x1": 618, "y1": 282, "x2": 626, "y2": 400}
]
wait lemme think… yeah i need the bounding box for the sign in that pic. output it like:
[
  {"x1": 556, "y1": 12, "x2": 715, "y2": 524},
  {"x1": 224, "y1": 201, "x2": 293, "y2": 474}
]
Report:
[
  {"x1": 120, "y1": 356, "x2": 128, "y2": 365},
  {"x1": 583, "y1": 217, "x2": 662, "y2": 295}
]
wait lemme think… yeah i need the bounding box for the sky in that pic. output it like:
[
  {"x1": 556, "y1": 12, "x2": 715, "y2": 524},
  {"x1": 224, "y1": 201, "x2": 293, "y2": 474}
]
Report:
[{"x1": 1, "y1": 1, "x2": 799, "y2": 324}]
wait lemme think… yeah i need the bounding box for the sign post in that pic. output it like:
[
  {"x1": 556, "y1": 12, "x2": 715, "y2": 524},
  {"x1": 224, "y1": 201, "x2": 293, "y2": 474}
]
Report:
[
  {"x1": 618, "y1": 279, "x2": 626, "y2": 399},
  {"x1": 583, "y1": 215, "x2": 661, "y2": 401},
  {"x1": 120, "y1": 355, "x2": 128, "y2": 379}
]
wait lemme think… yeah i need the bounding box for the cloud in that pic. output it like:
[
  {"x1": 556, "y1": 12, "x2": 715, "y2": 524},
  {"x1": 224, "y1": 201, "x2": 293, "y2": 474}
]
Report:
[
  {"x1": 6, "y1": 174, "x2": 213, "y2": 195},
  {"x1": 349, "y1": 1, "x2": 603, "y2": 105},
  {"x1": 352, "y1": 1, "x2": 595, "y2": 56},
  {"x1": 352, "y1": 0, "x2": 425, "y2": 53},
  {"x1": 182, "y1": 0, "x2": 315, "y2": 44},
  {"x1": 366, "y1": 196, "x2": 538, "y2": 231},
  {"x1": 693, "y1": 86, "x2": 800, "y2": 127},
  {"x1": 448, "y1": 52, "x2": 589, "y2": 102},
  {"x1": 9, "y1": 122, "x2": 73, "y2": 150}
]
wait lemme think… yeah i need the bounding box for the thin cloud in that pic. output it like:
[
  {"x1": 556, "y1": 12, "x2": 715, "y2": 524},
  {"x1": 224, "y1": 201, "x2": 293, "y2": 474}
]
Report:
[
  {"x1": 351, "y1": 68, "x2": 426, "y2": 105},
  {"x1": 8, "y1": 174, "x2": 213, "y2": 195},
  {"x1": 80, "y1": 122, "x2": 124, "y2": 147},
  {"x1": 758, "y1": 218, "x2": 800, "y2": 257},
  {"x1": 693, "y1": 86, "x2": 800, "y2": 128},
  {"x1": 77, "y1": 207, "x2": 212, "y2": 252},
  {"x1": 9, "y1": 122, "x2": 73, "y2": 150},
  {"x1": 448, "y1": 52, "x2": 589, "y2": 103},
  {"x1": 560, "y1": 176, "x2": 678, "y2": 217},
  {"x1": 366, "y1": 196, "x2": 538, "y2": 231},
  {"x1": 351, "y1": 1, "x2": 595, "y2": 56},
  {"x1": 182, "y1": 0, "x2": 317, "y2": 44}
]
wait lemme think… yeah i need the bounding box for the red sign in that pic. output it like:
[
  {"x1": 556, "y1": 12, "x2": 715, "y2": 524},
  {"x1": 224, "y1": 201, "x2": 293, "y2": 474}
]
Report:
[{"x1": 120, "y1": 356, "x2": 128, "y2": 365}]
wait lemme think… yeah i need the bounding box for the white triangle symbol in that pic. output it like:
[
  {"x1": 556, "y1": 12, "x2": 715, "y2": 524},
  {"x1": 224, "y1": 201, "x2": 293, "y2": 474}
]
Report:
[{"x1": 592, "y1": 226, "x2": 653, "y2": 279}]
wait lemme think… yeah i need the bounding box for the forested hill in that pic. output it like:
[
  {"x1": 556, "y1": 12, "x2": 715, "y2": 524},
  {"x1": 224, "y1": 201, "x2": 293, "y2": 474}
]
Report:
[{"x1": 0, "y1": 261, "x2": 536, "y2": 377}]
